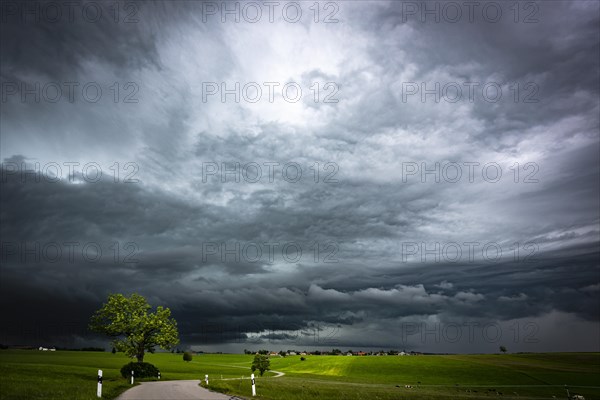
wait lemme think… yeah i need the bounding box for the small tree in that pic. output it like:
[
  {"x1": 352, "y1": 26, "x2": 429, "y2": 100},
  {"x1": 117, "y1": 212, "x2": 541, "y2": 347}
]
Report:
[
  {"x1": 111, "y1": 347, "x2": 116, "y2": 354},
  {"x1": 500, "y1": 345, "x2": 507, "y2": 354},
  {"x1": 183, "y1": 351, "x2": 193, "y2": 362},
  {"x1": 89, "y1": 293, "x2": 179, "y2": 363},
  {"x1": 251, "y1": 354, "x2": 270, "y2": 376}
]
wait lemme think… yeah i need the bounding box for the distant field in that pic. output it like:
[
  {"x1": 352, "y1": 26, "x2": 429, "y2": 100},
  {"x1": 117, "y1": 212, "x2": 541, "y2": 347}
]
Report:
[
  {"x1": 210, "y1": 353, "x2": 600, "y2": 399},
  {"x1": 0, "y1": 350, "x2": 599, "y2": 399}
]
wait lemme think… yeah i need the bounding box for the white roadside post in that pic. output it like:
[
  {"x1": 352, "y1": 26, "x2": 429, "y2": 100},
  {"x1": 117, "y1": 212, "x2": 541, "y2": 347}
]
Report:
[
  {"x1": 251, "y1": 373, "x2": 256, "y2": 396},
  {"x1": 130, "y1": 370, "x2": 134, "y2": 385},
  {"x1": 97, "y1": 370, "x2": 103, "y2": 398},
  {"x1": 205, "y1": 374, "x2": 209, "y2": 385},
  {"x1": 158, "y1": 371, "x2": 161, "y2": 380}
]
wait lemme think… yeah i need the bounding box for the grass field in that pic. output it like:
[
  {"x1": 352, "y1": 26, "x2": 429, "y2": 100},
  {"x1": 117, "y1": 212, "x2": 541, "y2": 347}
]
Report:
[
  {"x1": 0, "y1": 350, "x2": 598, "y2": 399},
  {"x1": 0, "y1": 350, "x2": 265, "y2": 400}
]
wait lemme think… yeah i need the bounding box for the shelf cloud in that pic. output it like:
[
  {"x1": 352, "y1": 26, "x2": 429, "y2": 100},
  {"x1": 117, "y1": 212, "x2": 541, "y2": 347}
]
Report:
[{"x1": 1, "y1": 0, "x2": 598, "y2": 353}]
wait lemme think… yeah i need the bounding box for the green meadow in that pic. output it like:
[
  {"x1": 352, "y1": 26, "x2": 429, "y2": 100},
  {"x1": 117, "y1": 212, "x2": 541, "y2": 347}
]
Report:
[{"x1": 0, "y1": 350, "x2": 598, "y2": 399}]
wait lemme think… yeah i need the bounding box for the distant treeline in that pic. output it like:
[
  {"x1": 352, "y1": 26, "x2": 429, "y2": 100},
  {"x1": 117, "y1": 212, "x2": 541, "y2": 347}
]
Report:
[{"x1": 60, "y1": 347, "x2": 106, "y2": 352}]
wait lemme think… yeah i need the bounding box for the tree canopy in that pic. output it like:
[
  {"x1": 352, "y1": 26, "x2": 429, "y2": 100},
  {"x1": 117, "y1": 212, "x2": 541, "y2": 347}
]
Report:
[
  {"x1": 251, "y1": 354, "x2": 271, "y2": 376},
  {"x1": 89, "y1": 293, "x2": 179, "y2": 362}
]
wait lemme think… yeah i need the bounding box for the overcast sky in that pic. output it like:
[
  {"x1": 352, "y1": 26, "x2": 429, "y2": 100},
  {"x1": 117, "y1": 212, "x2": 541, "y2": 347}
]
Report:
[{"x1": 1, "y1": 0, "x2": 599, "y2": 353}]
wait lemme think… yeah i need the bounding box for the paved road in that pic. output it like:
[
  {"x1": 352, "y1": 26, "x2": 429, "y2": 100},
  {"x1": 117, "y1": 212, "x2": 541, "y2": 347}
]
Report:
[{"x1": 115, "y1": 380, "x2": 242, "y2": 400}]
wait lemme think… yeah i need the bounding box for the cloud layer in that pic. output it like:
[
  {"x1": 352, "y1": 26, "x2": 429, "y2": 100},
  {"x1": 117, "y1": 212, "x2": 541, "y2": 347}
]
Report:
[{"x1": 1, "y1": 0, "x2": 598, "y2": 352}]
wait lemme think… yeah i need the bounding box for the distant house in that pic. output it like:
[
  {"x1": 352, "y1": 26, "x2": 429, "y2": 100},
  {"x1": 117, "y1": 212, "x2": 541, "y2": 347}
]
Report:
[
  {"x1": 300, "y1": 352, "x2": 307, "y2": 356},
  {"x1": 346, "y1": 352, "x2": 353, "y2": 356},
  {"x1": 288, "y1": 352, "x2": 297, "y2": 356},
  {"x1": 269, "y1": 352, "x2": 278, "y2": 356}
]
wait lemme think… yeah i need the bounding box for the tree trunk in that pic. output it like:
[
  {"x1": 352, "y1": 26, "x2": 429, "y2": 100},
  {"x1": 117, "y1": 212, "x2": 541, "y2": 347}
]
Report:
[{"x1": 136, "y1": 346, "x2": 145, "y2": 363}]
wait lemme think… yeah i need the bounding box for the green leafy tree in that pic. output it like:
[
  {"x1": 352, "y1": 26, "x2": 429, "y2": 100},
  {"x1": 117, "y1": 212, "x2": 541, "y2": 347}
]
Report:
[
  {"x1": 251, "y1": 354, "x2": 270, "y2": 376},
  {"x1": 89, "y1": 293, "x2": 179, "y2": 363},
  {"x1": 500, "y1": 345, "x2": 507, "y2": 354},
  {"x1": 183, "y1": 351, "x2": 193, "y2": 362}
]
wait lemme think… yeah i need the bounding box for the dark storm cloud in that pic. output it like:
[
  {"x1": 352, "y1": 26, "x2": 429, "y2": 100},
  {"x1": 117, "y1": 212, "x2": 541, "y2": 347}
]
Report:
[
  {"x1": 1, "y1": 1, "x2": 598, "y2": 351},
  {"x1": 1, "y1": 2, "x2": 159, "y2": 81},
  {"x1": 1, "y1": 162, "x2": 598, "y2": 348},
  {"x1": 325, "y1": 1, "x2": 600, "y2": 146}
]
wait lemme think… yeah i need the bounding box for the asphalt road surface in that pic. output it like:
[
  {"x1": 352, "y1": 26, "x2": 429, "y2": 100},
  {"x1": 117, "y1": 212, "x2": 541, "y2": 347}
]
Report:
[{"x1": 115, "y1": 380, "x2": 243, "y2": 400}]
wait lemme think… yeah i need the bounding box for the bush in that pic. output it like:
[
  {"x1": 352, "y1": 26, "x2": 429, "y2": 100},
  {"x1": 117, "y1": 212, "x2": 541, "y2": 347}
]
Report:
[
  {"x1": 300, "y1": 357, "x2": 306, "y2": 361},
  {"x1": 120, "y1": 362, "x2": 159, "y2": 379},
  {"x1": 183, "y1": 351, "x2": 193, "y2": 362}
]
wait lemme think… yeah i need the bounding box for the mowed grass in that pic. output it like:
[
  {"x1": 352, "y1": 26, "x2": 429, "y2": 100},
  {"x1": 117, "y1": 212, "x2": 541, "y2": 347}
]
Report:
[
  {"x1": 0, "y1": 350, "x2": 263, "y2": 399},
  {"x1": 209, "y1": 353, "x2": 600, "y2": 400},
  {"x1": 1, "y1": 350, "x2": 599, "y2": 400}
]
